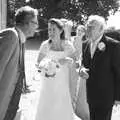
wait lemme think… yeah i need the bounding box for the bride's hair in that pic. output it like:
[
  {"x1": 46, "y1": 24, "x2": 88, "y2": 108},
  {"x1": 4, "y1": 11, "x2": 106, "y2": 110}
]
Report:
[{"x1": 48, "y1": 18, "x2": 65, "y2": 40}]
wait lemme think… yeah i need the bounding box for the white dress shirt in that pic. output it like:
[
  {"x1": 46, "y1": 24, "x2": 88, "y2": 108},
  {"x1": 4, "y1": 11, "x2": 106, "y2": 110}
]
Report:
[{"x1": 90, "y1": 35, "x2": 103, "y2": 58}]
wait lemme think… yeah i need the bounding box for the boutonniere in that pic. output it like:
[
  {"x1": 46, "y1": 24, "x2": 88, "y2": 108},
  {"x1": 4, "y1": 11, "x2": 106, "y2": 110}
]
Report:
[{"x1": 98, "y1": 42, "x2": 106, "y2": 51}]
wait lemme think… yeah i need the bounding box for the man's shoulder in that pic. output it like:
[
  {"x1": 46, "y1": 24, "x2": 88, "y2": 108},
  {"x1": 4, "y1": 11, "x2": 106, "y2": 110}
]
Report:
[
  {"x1": 103, "y1": 35, "x2": 120, "y2": 53},
  {"x1": 0, "y1": 27, "x2": 18, "y2": 38},
  {"x1": 104, "y1": 35, "x2": 120, "y2": 45},
  {"x1": 0, "y1": 28, "x2": 18, "y2": 45}
]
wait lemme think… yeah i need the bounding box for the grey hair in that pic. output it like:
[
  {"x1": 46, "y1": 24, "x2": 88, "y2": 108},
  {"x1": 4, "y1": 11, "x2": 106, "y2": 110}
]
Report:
[
  {"x1": 15, "y1": 6, "x2": 38, "y2": 25},
  {"x1": 87, "y1": 15, "x2": 106, "y2": 31}
]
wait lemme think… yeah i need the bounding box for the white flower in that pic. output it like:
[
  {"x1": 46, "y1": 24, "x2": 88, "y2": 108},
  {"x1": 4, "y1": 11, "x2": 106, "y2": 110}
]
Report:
[
  {"x1": 38, "y1": 58, "x2": 60, "y2": 78},
  {"x1": 98, "y1": 42, "x2": 106, "y2": 51}
]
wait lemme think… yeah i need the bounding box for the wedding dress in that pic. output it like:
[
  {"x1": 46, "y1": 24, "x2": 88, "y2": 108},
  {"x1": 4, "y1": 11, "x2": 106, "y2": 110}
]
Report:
[
  {"x1": 34, "y1": 49, "x2": 74, "y2": 120},
  {"x1": 69, "y1": 36, "x2": 89, "y2": 120}
]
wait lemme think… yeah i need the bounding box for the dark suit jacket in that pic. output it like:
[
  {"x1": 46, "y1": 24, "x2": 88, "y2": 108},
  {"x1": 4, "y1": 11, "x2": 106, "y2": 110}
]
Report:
[
  {"x1": 82, "y1": 35, "x2": 120, "y2": 107},
  {"x1": 0, "y1": 28, "x2": 24, "y2": 120},
  {"x1": 105, "y1": 29, "x2": 120, "y2": 42}
]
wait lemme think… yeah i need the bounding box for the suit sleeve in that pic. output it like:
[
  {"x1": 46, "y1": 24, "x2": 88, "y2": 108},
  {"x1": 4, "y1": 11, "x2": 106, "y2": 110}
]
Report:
[
  {"x1": 0, "y1": 30, "x2": 18, "y2": 81},
  {"x1": 112, "y1": 42, "x2": 120, "y2": 101}
]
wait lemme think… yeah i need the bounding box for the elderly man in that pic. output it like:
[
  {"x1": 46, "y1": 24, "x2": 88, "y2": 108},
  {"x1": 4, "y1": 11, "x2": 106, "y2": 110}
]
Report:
[
  {"x1": 81, "y1": 15, "x2": 120, "y2": 120},
  {"x1": 0, "y1": 6, "x2": 38, "y2": 120}
]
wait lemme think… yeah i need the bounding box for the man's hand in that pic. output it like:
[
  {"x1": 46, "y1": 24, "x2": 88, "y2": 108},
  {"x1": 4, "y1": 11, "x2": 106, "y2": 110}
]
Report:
[{"x1": 79, "y1": 67, "x2": 89, "y2": 80}]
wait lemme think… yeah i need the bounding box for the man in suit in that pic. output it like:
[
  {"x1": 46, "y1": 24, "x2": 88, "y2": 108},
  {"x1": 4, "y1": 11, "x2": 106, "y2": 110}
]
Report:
[
  {"x1": 81, "y1": 15, "x2": 120, "y2": 120},
  {"x1": 0, "y1": 6, "x2": 38, "y2": 120}
]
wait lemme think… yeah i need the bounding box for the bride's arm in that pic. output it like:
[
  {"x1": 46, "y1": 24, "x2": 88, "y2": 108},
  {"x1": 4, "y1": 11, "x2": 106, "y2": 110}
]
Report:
[{"x1": 36, "y1": 41, "x2": 49, "y2": 67}]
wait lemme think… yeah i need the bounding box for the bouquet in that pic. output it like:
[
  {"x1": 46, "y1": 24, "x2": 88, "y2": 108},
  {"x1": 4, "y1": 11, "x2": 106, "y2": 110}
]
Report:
[{"x1": 37, "y1": 58, "x2": 60, "y2": 78}]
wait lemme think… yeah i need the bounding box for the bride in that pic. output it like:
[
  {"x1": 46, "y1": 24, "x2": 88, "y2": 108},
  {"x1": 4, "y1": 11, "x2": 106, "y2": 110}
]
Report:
[{"x1": 34, "y1": 18, "x2": 75, "y2": 120}]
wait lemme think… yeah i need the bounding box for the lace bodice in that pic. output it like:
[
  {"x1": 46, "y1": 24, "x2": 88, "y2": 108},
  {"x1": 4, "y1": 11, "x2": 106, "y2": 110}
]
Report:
[
  {"x1": 45, "y1": 50, "x2": 67, "y2": 61},
  {"x1": 38, "y1": 40, "x2": 75, "y2": 62}
]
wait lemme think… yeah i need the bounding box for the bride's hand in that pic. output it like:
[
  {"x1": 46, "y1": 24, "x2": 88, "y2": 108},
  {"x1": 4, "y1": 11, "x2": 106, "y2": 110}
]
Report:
[{"x1": 58, "y1": 58, "x2": 73, "y2": 65}]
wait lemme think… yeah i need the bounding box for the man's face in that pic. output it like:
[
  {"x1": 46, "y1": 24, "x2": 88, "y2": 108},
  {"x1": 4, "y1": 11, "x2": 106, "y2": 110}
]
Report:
[
  {"x1": 27, "y1": 15, "x2": 38, "y2": 37},
  {"x1": 86, "y1": 20, "x2": 102, "y2": 42}
]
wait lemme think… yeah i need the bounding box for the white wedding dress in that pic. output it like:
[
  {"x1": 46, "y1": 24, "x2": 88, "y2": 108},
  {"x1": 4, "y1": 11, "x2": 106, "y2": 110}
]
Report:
[{"x1": 34, "y1": 50, "x2": 74, "y2": 120}]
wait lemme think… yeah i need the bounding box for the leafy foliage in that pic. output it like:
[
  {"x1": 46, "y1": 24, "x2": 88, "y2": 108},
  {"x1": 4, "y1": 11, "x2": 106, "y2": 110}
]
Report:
[
  {"x1": 25, "y1": 0, "x2": 120, "y2": 40},
  {"x1": 7, "y1": 0, "x2": 119, "y2": 26},
  {"x1": 7, "y1": 0, "x2": 26, "y2": 27},
  {"x1": 27, "y1": 0, "x2": 120, "y2": 24},
  {"x1": 7, "y1": 0, "x2": 120, "y2": 40}
]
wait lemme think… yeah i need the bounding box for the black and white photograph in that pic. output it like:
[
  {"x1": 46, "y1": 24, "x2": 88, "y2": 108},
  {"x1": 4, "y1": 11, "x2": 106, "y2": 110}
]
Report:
[{"x1": 0, "y1": 0, "x2": 120, "y2": 120}]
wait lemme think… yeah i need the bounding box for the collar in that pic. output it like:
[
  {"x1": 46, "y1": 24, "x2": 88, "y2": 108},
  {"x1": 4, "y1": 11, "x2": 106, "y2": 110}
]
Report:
[
  {"x1": 92, "y1": 34, "x2": 103, "y2": 46},
  {"x1": 15, "y1": 27, "x2": 26, "y2": 43}
]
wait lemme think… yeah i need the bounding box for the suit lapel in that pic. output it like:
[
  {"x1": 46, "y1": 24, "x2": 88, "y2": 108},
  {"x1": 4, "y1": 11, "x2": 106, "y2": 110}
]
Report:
[
  {"x1": 14, "y1": 27, "x2": 25, "y2": 73},
  {"x1": 82, "y1": 41, "x2": 91, "y2": 67},
  {"x1": 82, "y1": 35, "x2": 107, "y2": 69},
  {"x1": 91, "y1": 35, "x2": 106, "y2": 64}
]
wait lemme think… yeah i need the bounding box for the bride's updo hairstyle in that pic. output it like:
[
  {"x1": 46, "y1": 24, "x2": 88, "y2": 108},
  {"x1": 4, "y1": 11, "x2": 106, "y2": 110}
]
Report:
[{"x1": 48, "y1": 18, "x2": 65, "y2": 40}]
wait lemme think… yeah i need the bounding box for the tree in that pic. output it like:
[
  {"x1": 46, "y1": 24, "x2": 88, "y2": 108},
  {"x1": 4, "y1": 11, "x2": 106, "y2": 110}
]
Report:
[
  {"x1": 7, "y1": 0, "x2": 26, "y2": 27},
  {"x1": 7, "y1": 0, "x2": 119, "y2": 27},
  {"x1": 27, "y1": 0, "x2": 120, "y2": 24},
  {"x1": 25, "y1": 0, "x2": 119, "y2": 40}
]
